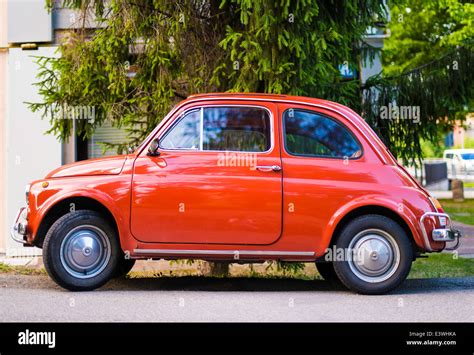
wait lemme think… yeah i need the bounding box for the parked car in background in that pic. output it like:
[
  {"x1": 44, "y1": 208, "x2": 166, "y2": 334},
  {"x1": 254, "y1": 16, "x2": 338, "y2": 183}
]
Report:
[
  {"x1": 12, "y1": 93, "x2": 461, "y2": 294},
  {"x1": 444, "y1": 149, "x2": 474, "y2": 182}
]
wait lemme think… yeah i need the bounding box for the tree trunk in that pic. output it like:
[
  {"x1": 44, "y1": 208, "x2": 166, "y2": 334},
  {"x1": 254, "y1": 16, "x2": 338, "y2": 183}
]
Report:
[
  {"x1": 208, "y1": 262, "x2": 230, "y2": 277},
  {"x1": 452, "y1": 179, "x2": 464, "y2": 202}
]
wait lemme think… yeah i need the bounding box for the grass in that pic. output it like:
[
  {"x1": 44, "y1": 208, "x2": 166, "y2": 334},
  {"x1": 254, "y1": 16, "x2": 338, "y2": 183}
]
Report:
[
  {"x1": 439, "y1": 199, "x2": 474, "y2": 225},
  {"x1": 464, "y1": 182, "x2": 474, "y2": 188},
  {"x1": 410, "y1": 253, "x2": 474, "y2": 278},
  {"x1": 0, "y1": 262, "x2": 45, "y2": 275},
  {"x1": 128, "y1": 261, "x2": 320, "y2": 280}
]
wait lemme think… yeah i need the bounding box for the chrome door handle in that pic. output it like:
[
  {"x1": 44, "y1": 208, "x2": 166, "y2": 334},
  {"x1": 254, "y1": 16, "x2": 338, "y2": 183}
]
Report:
[{"x1": 255, "y1": 165, "x2": 282, "y2": 172}]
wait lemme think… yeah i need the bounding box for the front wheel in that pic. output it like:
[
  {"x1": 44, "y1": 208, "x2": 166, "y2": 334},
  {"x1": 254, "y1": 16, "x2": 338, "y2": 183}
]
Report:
[
  {"x1": 333, "y1": 215, "x2": 413, "y2": 295},
  {"x1": 43, "y1": 210, "x2": 120, "y2": 291}
]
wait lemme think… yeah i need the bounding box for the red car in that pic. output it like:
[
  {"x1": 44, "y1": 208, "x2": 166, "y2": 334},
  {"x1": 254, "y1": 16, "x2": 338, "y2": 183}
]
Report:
[{"x1": 12, "y1": 93, "x2": 461, "y2": 294}]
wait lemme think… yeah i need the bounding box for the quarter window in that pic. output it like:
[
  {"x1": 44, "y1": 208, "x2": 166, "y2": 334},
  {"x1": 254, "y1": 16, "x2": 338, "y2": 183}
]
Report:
[
  {"x1": 160, "y1": 109, "x2": 200, "y2": 149},
  {"x1": 284, "y1": 109, "x2": 362, "y2": 158}
]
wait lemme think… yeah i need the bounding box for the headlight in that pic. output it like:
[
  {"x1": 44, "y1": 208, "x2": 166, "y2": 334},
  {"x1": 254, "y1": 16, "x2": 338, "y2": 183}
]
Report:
[{"x1": 25, "y1": 184, "x2": 30, "y2": 205}]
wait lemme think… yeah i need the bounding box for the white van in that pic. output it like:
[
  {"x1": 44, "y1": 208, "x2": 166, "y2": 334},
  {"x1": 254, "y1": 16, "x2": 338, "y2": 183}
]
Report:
[{"x1": 443, "y1": 149, "x2": 474, "y2": 182}]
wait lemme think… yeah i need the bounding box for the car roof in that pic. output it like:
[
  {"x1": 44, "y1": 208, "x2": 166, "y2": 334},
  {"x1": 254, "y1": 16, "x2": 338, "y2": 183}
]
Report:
[
  {"x1": 187, "y1": 92, "x2": 342, "y2": 108},
  {"x1": 183, "y1": 92, "x2": 364, "y2": 123},
  {"x1": 178, "y1": 93, "x2": 396, "y2": 165}
]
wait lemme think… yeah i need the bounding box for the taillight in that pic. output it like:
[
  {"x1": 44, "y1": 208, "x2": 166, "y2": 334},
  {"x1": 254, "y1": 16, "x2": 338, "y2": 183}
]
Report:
[
  {"x1": 428, "y1": 196, "x2": 444, "y2": 213},
  {"x1": 428, "y1": 196, "x2": 446, "y2": 226}
]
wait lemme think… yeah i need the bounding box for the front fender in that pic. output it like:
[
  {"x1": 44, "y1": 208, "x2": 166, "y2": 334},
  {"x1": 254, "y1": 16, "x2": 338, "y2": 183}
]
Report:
[{"x1": 27, "y1": 174, "x2": 133, "y2": 251}]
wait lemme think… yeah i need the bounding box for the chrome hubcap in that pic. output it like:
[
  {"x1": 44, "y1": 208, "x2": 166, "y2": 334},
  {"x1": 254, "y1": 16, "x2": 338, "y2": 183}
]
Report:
[
  {"x1": 60, "y1": 225, "x2": 111, "y2": 279},
  {"x1": 348, "y1": 229, "x2": 400, "y2": 283}
]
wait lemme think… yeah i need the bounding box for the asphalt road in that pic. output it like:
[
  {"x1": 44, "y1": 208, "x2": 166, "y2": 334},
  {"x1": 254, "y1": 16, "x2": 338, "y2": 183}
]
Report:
[{"x1": 1, "y1": 274, "x2": 473, "y2": 322}]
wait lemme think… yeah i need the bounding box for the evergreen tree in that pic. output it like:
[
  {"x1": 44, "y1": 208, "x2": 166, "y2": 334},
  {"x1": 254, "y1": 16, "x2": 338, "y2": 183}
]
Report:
[
  {"x1": 30, "y1": 0, "x2": 386, "y2": 152},
  {"x1": 29, "y1": 0, "x2": 474, "y2": 164}
]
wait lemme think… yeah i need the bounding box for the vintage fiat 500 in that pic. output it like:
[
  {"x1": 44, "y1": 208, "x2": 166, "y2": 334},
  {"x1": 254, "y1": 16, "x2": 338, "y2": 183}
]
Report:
[{"x1": 12, "y1": 93, "x2": 461, "y2": 294}]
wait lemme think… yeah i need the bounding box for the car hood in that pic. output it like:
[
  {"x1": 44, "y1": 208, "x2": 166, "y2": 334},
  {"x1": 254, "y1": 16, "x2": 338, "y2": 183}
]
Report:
[{"x1": 45, "y1": 155, "x2": 128, "y2": 178}]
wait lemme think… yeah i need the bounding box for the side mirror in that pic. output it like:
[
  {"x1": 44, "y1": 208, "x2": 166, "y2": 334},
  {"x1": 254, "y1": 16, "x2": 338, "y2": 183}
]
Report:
[{"x1": 147, "y1": 138, "x2": 161, "y2": 157}]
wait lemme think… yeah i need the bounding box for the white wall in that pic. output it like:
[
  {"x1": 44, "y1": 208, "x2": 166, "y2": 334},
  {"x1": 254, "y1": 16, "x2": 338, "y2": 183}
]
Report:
[
  {"x1": 5, "y1": 47, "x2": 62, "y2": 257},
  {"x1": 8, "y1": 0, "x2": 52, "y2": 43}
]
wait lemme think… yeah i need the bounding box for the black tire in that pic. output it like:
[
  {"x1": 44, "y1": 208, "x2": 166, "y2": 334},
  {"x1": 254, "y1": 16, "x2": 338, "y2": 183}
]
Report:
[
  {"x1": 315, "y1": 262, "x2": 343, "y2": 285},
  {"x1": 114, "y1": 257, "x2": 136, "y2": 278},
  {"x1": 333, "y1": 215, "x2": 413, "y2": 295},
  {"x1": 43, "y1": 210, "x2": 120, "y2": 291}
]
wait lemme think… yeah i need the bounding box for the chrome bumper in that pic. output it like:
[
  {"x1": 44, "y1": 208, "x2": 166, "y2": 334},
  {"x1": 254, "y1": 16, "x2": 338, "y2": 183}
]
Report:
[
  {"x1": 420, "y1": 212, "x2": 462, "y2": 251},
  {"x1": 11, "y1": 207, "x2": 29, "y2": 244}
]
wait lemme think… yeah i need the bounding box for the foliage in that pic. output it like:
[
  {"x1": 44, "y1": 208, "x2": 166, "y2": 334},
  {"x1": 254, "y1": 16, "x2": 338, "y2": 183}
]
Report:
[
  {"x1": 266, "y1": 260, "x2": 306, "y2": 275},
  {"x1": 28, "y1": 0, "x2": 474, "y2": 164},
  {"x1": 379, "y1": 0, "x2": 474, "y2": 162},
  {"x1": 0, "y1": 263, "x2": 45, "y2": 275},
  {"x1": 421, "y1": 139, "x2": 445, "y2": 159},
  {"x1": 362, "y1": 42, "x2": 474, "y2": 164},
  {"x1": 29, "y1": 0, "x2": 386, "y2": 153},
  {"x1": 384, "y1": 0, "x2": 474, "y2": 76}
]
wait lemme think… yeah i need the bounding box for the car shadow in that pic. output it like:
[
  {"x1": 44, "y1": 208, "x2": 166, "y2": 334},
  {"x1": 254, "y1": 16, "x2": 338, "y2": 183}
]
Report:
[
  {"x1": 102, "y1": 276, "x2": 345, "y2": 292},
  {"x1": 99, "y1": 275, "x2": 474, "y2": 295}
]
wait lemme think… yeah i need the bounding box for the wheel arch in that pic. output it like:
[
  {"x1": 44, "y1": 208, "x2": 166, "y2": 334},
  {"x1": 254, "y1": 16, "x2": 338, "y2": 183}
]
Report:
[
  {"x1": 325, "y1": 204, "x2": 420, "y2": 256},
  {"x1": 34, "y1": 196, "x2": 119, "y2": 249}
]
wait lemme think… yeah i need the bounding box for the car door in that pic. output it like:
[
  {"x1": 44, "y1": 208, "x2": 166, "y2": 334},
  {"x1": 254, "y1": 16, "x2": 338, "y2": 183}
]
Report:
[{"x1": 131, "y1": 102, "x2": 283, "y2": 245}]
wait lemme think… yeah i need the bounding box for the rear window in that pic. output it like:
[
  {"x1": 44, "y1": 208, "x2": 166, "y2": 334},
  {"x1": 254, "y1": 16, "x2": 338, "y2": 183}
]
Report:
[{"x1": 283, "y1": 109, "x2": 362, "y2": 159}]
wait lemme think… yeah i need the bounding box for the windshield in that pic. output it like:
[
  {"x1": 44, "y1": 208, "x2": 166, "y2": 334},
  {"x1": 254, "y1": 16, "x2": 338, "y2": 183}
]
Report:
[{"x1": 461, "y1": 153, "x2": 474, "y2": 160}]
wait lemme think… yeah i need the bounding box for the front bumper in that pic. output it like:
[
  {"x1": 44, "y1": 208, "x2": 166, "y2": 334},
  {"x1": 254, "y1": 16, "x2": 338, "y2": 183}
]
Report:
[
  {"x1": 11, "y1": 207, "x2": 29, "y2": 244},
  {"x1": 420, "y1": 212, "x2": 462, "y2": 251}
]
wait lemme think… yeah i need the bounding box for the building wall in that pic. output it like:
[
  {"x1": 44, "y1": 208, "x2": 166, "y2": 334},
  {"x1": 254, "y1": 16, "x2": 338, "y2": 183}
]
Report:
[
  {"x1": 453, "y1": 116, "x2": 474, "y2": 148},
  {"x1": 5, "y1": 47, "x2": 62, "y2": 257},
  {"x1": 1, "y1": 0, "x2": 63, "y2": 257},
  {"x1": 0, "y1": 0, "x2": 8, "y2": 253},
  {"x1": 0, "y1": 0, "x2": 107, "y2": 256}
]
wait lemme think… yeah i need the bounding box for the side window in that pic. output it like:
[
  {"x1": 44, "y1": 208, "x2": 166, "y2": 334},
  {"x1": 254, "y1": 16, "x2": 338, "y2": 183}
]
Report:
[
  {"x1": 284, "y1": 109, "x2": 362, "y2": 159},
  {"x1": 160, "y1": 109, "x2": 201, "y2": 149},
  {"x1": 203, "y1": 107, "x2": 271, "y2": 152}
]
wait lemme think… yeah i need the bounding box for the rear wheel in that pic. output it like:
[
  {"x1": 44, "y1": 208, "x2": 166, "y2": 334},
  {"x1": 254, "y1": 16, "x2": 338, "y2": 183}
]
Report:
[
  {"x1": 43, "y1": 210, "x2": 120, "y2": 291},
  {"x1": 333, "y1": 215, "x2": 413, "y2": 295}
]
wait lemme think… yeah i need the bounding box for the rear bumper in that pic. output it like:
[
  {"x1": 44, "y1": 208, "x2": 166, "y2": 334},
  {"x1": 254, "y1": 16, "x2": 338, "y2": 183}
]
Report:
[
  {"x1": 420, "y1": 212, "x2": 462, "y2": 251},
  {"x1": 11, "y1": 207, "x2": 29, "y2": 245}
]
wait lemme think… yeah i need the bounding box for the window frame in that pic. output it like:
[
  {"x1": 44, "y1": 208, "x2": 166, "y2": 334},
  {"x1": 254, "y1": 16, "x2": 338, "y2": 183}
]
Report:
[
  {"x1": 282, "y1": 108, "x2": 364, "y2": 160},
  {"x1": 158, "y1": 104, "x2": 275, "y2": 154}
]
